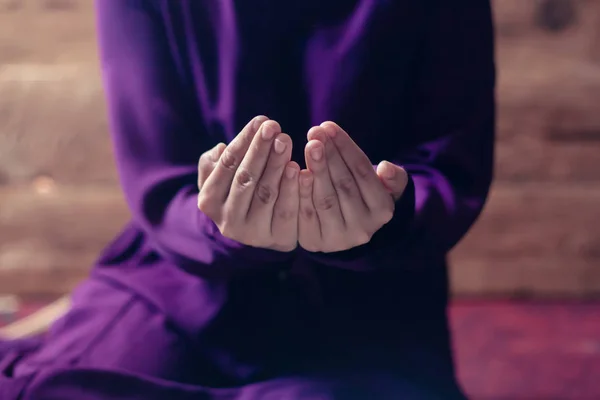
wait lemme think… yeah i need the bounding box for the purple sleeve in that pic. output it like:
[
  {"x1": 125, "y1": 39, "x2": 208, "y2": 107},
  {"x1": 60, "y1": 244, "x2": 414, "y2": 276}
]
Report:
[
  {"x1": 95, "y1": 0, "x2": 292, "y2": 278},
  {"x1": 23, "y1": 368, "x2": 212, "y2": 400},
  {"x1": 309, "y1": 0, "x2": 495, "y2": 271}
]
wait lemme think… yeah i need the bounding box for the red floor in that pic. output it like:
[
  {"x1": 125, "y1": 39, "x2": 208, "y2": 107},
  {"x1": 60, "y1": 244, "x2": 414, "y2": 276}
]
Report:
[
  {"x1": 3, "y1": 301, "x2": 600, "y2": 399},
  {"x1": 451, "y1": 301, "x2": 600, "y2": 400}
]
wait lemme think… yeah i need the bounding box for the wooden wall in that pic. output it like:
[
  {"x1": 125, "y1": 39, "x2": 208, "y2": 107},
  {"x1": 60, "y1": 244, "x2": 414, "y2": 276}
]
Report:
[
  {"x1": 450, "y1": 0, "x2": 600, "y2": 297},
  {"x1": 0, "y1": 0, "x2": 599, "y2": 298},
  {"x1": 0, "y1": 0, "x2": 126, "y2": 296}
]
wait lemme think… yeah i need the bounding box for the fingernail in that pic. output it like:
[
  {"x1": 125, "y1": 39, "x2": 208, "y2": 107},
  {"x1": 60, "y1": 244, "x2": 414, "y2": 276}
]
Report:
[
  {"x1": 301, "y1": 176, "x2": 312, "y2": 187},
  {"x1": 383, "y1": 162, "x2": 396, "y2": 179},
  {"x1": 261, "y1": 122, "x2": 276, "y2": 140},
  {"x1": 253, "y1": 116, "x2": 268, "y2": 130},
  {"x1": 285, "y1": 166, "x2": 297, "y2": 179},
  {"x1": 310, "y1": 146, "x2": 323, "y2": 161},
  {"x1": 274, "y1": 138, "x2": 286, "y2": 154}
]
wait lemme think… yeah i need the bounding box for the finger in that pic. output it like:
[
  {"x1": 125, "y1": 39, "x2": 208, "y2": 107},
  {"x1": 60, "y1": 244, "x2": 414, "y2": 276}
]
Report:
[
  {"x1": 248, "y1": 133, "x2": 292, "y2": 220},
  {"x1": 307, "y1": 126, "x2": 366, "y2": 219},
  {"x1": 197, "y1": 143, "x2": 226, "y2": 192},
  {"x1": 376, "y1": 161, "x2": 409, "y2": 201},
  {"x1": 319, "y1": 121, "x2": 390, "y2": 210},
  {"x1": 298, "y1": 169, "x2": 321, "y2": 252},
  {"x1": 228, "y1": 120, "x2": 282, "y2": 220},
  {"x1": 271, "y1": 161, "x2": 300, "y2": 251},
  {"x1": 305, "y1": 139, "x2": 346, "y2": 234},
  {"x1": 202, "y1": 115, "x2": 269, "y2": 203}
]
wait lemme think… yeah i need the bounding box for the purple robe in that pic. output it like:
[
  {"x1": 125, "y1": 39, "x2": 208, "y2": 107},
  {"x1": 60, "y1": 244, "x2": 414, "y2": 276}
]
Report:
[{"x1": 0, "y1": 0, "x2": 494, "y2": 398}]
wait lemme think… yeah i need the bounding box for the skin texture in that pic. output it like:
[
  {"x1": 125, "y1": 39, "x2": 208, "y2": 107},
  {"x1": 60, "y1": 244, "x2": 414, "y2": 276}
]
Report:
[
  {"x1": 198, "y1": 117, "x2": 408, "y2": 253},
  {"x1": 299, "y1": 121, "x2": 408, "y2": 253},
  {"x1": 197, "y1": 116, "x2": 300, "y2": 252}
]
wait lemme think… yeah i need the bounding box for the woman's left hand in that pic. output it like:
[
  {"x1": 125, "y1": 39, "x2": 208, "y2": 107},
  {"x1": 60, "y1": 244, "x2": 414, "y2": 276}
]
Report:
[{"x1": 298, "y1": 122, "x2": 409, "y2": 253}]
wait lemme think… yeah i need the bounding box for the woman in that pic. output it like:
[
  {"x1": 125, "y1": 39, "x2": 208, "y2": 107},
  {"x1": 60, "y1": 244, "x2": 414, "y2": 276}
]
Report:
[{"x1": 0, "y1": 0, "x2": 495, "y2": 398}]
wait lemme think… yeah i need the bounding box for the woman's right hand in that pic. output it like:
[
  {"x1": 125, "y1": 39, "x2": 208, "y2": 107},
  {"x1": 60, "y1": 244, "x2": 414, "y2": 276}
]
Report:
[{"x1": 197, "y1": 116, "x2": 300, "y2": 252}]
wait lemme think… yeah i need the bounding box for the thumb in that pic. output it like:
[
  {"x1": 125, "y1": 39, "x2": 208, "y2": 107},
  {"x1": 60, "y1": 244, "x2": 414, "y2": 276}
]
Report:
[
  {"x1": 198, "y1": 142, "x2": 227, "y2": 191},
  {"x1": 376, "y1": 161, "x2": 408, "y2": 201}
]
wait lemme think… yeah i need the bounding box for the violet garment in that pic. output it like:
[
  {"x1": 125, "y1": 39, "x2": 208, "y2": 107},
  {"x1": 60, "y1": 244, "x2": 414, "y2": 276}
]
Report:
[{"x1": 0, "y1": 0, "x2": 495, "y2": 398}]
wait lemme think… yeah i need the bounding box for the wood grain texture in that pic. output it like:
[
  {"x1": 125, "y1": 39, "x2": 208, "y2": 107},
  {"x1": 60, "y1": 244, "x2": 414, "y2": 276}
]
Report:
[
  {"x1": 450, "y1": 183, "x2": 600, "y2": 297},
  {"x1": 0, "y1": 0, "x2": 116, "y2": 186},
  {"x1": 0, "y1": 186, "x2": 128, "y2": 295},
  {"x1": 494, "y1": 0, "x2": 600, "y2": 182},
  {"x1": 1, "y1": 0, "x2": 600, "y2": 297},
  {"x1": 449, "y1": 0, "x2": 600, "y2": 296}
]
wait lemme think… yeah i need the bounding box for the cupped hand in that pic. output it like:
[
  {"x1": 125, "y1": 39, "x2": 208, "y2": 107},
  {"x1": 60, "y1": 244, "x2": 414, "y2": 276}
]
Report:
[
  {"x1": 197, "y1": 116, "x2": 300, "y2": 252},
  {"x1": 298, "y1": 122, "x2": 408, "y2": 253}
]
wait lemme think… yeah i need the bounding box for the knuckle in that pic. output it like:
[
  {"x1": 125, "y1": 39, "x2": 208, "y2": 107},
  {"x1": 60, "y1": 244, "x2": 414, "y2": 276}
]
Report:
[
  {"x1": 220, "y1": 150, "x2": 238, "y2": 170},
  {"x1": 255, "y1": 182, "x2": 276, "y2": 204},
  {"x1": 315, "y1": 194, "x2": 338, "y2": 211},
  {"x1": 235, "y1": 168, "x2": 255, "y2": 188},
  {"x1": 333, "y1": 175, "x2": 356, "y2": 196},
  {"x1": 301, "y1": 206, "x2": 315, "y2": 220},
  {"x1": 354, "y1": 159, "x2": 373, "y2": 180},
  {"x1": 275, "y1": 207, "x2": 296, "y2": 221}
]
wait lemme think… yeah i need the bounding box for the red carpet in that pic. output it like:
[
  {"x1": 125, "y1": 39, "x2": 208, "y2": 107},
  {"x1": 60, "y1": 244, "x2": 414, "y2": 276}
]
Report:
[
  {"x1": 451, "y1": 301, "x2": 600, "y2": 400},
  {"x1": 3, "y1": 300, "x2": 600, "y2": 399}
]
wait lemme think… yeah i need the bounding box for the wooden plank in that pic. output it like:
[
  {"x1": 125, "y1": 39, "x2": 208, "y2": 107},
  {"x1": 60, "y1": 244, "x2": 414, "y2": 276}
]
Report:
[
  {"x1": 455, "y1": 0, "x2": 600, "y2": 296},
  {"x1": 450, "y1": 257, "x2": 595, "y2": 298},
  {"x1": 1, "y1": 0, "x2": 599, "y2": 192},
  {"x1": 494, "y1": 0, "x2": 600, "y2": 182},
  {"x1": 450, "y1": 183, "x2": 600, "y2": 297},
  {"x1": 0, "y1": 69, "x2": 116, "y2": 185},
  {"x1": 0, "y1": 186, "x2": 128, "y2": 295},
  {"x1": 3, "y1": 182, "x2": 599, "y2": 298},
  {"x1": 0, "y1": 0, "x2": 104, "y2": 179},
  {"x1": 0, "y1": 0, "x2": 115, "y2": 186},
  {"x1": 1, "y1": 0, "x2": 600, "y2": 300},
  {"x1": 453, "y1": 184, "x2": 600, "y2": 259},
  {"x1": 1, "y1": 0, "x2": 599, "y2": 186},
  {"x1": 0, "y1": 0, "x2": 96, "y2": 64}
]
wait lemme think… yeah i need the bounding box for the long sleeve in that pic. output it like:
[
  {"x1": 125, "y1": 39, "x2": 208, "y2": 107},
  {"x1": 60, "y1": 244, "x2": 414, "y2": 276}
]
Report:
[
  {"x1": 22, "y1": 368, "x2": 210, "y2": 400},
  {"x1": 95, "y1": 0, "x2": 292, "y2": 278},
  {"x1": 308, "y1": 0, "x2": 495, "y2": 271}
]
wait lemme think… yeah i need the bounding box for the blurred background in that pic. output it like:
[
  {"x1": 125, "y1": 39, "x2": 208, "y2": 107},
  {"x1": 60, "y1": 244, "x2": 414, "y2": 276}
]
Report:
[{"x1": 0, "y1": 0, "x2": 599, "y2": 398}]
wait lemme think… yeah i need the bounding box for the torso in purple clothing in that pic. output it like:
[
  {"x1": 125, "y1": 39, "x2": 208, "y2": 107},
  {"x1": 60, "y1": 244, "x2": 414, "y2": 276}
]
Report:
[{"x1": 1, "y1": 0, "x2": 494, "y2": 398}]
